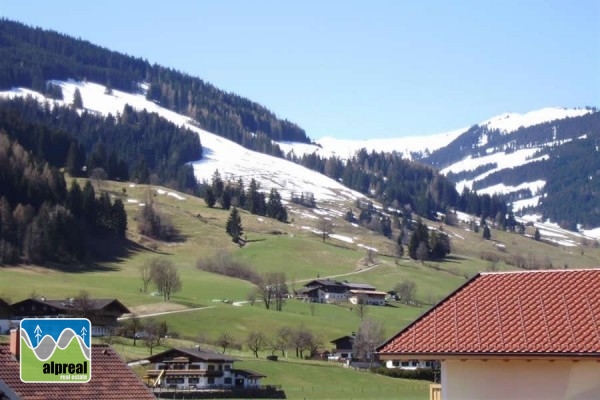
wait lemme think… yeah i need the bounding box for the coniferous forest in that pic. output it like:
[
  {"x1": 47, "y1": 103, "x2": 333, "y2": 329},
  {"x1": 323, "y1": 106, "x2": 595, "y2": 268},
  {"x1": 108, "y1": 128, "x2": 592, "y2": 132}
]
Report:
[
  {"x1": 0, "y1": 131, "x2": 127, "y2": 265},
  {"x1": 0, "y1": 18, "x2": 310, "y2": 152}
]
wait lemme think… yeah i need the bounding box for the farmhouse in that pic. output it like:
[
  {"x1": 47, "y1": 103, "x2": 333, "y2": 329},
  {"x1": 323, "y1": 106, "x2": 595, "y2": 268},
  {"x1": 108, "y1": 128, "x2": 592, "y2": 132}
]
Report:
[
  {"x1": 329, "y1": 334, "x2": 355, "y2": 361},
  {"x1": 296, "y1": 279, "x2": 378, "y2": 304},
  {"x1": 143, "y1": 348, "x2": 265, "y2": 390},
  {"x1": 10, "y1": 297, "x2": 130, "y2": 337},
  {"x1": 377, "y1": 269, "x2": 600, "y2": 400},
  {"x1": 0, "y1": 329, "x2": 155, "y2": 400},
  {"x1": 347, "y1": 289, "x2": 387, "y2": 306}
]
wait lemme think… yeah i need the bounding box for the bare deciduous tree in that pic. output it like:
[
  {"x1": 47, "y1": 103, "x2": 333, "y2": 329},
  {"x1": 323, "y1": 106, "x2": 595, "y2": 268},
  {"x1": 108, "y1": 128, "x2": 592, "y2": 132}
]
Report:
[
  {"x1": 316, "y1": 217, "x2": 334, "y2": 242},
  {"x1": 256, "y1": 272, "x2": 288, "y2": 311},
  {"x1": 149, "y1": 258, "x2": 182, "y2": 300},
  {"x1": 291, "y1": 325, "x2": 320, "y2": 359},
  {"x1": 144, "y1": 319, "x2": 168, "y2": 355},
  {"x1": 139, "y1": 263, "x2": 153, "y2": 293},
  {"x1": 246, "y1": 289, "x2": 257, "y2": 306},
  {"x1": 246, "y1": 331, "x2": 267, "y2": 358},
  {"x1": 353, "y1": 318, "x2": 385, "y2": 363},
  {"x1": 271, "y1": 326, "x2": 293, "y2": 357},
  {"x1": 216, "y1": 332, "x2": 236, "y2": 354},
  {"x1": 122, "y1": 315, "x2": 142, "y2": 346},
  {"x1": 72, "y1": 290, "x2": 94, "y2": 318},
  {"x1": 354, "y1": 292, "x2": 369, "y2": 320},
  {"x1": 395, "y1": 279, "x2": 417, "y2": 305}
]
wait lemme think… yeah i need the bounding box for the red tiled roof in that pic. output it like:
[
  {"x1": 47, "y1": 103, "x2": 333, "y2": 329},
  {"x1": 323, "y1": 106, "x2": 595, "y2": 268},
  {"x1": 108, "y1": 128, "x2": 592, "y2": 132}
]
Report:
[
  {"x1": 378, "y1": 269, "x2": 600, "y2": 356},
  {"x1": 0, "y1": 344, "x2": 155, "y2": 400}
]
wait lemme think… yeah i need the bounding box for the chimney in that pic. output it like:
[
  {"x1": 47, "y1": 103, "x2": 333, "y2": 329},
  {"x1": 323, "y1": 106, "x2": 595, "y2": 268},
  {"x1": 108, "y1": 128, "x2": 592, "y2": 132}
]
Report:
[{"x1": 9, "y1": 328, "x2": 20, "y2": 358}]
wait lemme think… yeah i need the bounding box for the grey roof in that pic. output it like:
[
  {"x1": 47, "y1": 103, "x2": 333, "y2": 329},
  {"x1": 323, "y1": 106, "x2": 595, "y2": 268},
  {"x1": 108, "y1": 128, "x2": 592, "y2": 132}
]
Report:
[
  {"x1": 145, "y1": 347, "x2": 238, "y2": 363},
  {"x1": 344, "y1": 282, "x2": 376, "y2": 290},
  {"x1": 11, "y1": 298, "x2": 130, "y2": 314},
  {"x1": 231, "y1": 369, "x2": 266, "y2": 378}
]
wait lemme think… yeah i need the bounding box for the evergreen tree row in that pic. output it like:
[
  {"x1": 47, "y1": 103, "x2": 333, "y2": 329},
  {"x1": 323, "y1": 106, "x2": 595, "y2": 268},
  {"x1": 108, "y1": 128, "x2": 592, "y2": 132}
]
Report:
[
  {"x1": 203, "y1": 170, "x2": 288, "y2": 223},
  {"x1": 0, "y1": 132, "x2": 126, "y2": 265}
]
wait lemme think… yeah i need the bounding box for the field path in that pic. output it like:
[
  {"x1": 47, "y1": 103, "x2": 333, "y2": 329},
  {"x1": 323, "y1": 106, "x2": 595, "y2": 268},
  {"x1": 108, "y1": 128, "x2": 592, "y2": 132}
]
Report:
[
  {"x1": 292, "y1": 263, "x2": 379, "y2": 284},
  {"x1": 118, "y1": 306, "x2": 216, "y2": 320},
  {"x1": 123, "y1": 263, "x2": 380, "y2": 317}
]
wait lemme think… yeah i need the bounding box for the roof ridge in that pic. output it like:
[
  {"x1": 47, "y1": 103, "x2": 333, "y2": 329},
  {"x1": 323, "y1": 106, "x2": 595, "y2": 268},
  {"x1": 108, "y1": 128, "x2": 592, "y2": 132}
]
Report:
[{"x1": 481, "y1": 268, "x2": 599, "y2": 275}]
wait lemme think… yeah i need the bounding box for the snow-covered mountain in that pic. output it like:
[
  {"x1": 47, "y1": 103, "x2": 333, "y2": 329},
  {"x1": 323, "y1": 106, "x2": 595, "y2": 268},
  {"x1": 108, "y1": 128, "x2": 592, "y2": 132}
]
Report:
[
  {"x1": 0, "y1": 80, "x2": 366, "y2": 206},
  {"x1": 303, "y1": 107, "x2": 598, "y2": 216}
]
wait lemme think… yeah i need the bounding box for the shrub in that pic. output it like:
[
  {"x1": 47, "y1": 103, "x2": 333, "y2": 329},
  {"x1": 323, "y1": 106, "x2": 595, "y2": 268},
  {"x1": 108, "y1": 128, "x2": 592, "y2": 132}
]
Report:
[{"x1": 371, "y1": 366, "x2": 437, "y2": 381}]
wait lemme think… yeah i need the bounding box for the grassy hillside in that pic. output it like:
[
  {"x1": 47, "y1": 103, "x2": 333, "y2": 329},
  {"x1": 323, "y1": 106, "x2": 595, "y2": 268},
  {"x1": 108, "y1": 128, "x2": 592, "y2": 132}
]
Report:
[
  {"x1": 2, "y1": 179, "x2": 600, "y2": 328},
  {"x1": 3, "y1": 178, "x2": 599, "y2": 398}
]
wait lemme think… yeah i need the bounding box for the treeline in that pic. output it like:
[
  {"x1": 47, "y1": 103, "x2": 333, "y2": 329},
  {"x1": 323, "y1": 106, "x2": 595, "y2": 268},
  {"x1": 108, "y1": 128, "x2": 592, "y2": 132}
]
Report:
[
  {"x1": 288, "y1": 148, "x2": 508, "y2": 221},
  {"x1": 0, "y1": 132, "x2": 126, "y2": 265},
  {"x1": 202, "y1": 170, "x2": 288, "y2": 222},
  {"x1": 0, "y1": 18, "x2": 310, "y2": 154},
  {"x1": 0, "y1": 97, "x2": 201, "y2": 193}
]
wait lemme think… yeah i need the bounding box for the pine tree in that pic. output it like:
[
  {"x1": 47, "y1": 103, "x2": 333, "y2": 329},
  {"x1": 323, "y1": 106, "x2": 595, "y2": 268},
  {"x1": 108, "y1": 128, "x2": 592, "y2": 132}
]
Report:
[
  {"x1": 72, "y1": 88, "x2": 83, "y2": 109},
  {"x1": 111, "y1": 198, "x2": 127, "y2": 237},
  {"x1": 395, "y1": 231, "x2": 404, "y2": 260},
  {"x1": 534, "y1": 228, "x2": 541, "y2": 241},
  {"x1": 211, "y1": 170, "x2": 224, "y2": 201},
  {"x1": 266, "y1": 188, "x2": 287, "y2": 222},
  {"x1": 104, "y1": 79, "x2": 113, "y2": 95},
  {"x1": 226, "y1": 207, "x2": 243, "y2": 244},
  {"x1": 408, "y1": 218, "x2": 429, "y2": 259},
  {"x1": 483, "y1": 224, "x2": 491, "y2": 240},
  {"x1": 203, "y1": 187, "x2": 216, "y2": 208}
]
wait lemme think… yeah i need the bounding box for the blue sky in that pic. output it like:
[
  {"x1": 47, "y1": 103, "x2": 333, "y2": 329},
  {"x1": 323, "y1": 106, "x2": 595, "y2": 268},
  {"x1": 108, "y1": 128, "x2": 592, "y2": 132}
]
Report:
[{"x1": 1, "y1": 1, "x2": 599, "y2": 140}]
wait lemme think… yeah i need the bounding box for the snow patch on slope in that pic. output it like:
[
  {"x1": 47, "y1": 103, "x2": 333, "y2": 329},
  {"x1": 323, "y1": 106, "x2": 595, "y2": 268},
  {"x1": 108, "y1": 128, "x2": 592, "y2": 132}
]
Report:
[
  {"x1": 279, "y1": 127, "x2": 466, "y2": 161},
  {"x1": 481, "y1": 107, "x2": 592, "y2": 134}
]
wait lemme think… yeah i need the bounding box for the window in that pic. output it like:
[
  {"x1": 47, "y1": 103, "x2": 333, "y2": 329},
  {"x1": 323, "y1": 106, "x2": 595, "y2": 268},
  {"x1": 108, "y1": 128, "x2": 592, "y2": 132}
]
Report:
[
  {"x1": 401, "y1": 361, "x2": 410, "y2": 367},
  {"x1": 207, "y1": 377, "x2": 215, "y2": 384},
  {"x1": 392, "y1": 361, "x2": 400, "y2": 367},
  {"x1": 224, "y1": 378, "x2": 232, "y2": 385},
  {"x1": 207, "y1": 364, "x2": 215, "y2": 371},
  {"x1": 188, "y1": 378, "x2": 199, "y2": 384},
  {"x1": 224, "y1": 364, "x2": 231, "y2": 371},
  {"x1": 166, "y1": 378, "x2": 184, "y2": 384}
]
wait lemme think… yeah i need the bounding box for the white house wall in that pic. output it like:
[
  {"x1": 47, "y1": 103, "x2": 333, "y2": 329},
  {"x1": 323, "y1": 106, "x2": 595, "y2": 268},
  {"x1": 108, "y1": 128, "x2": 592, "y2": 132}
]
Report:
[{"x1": 442, "y1": 359, "x2": 600, "y2": 400}]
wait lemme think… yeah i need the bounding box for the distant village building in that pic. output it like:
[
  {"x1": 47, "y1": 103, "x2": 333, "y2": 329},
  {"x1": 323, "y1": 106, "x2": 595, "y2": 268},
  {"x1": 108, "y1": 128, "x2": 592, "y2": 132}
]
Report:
[
  {"x1": 347, "y1": 290, "x2": 387, "y2": 306},
  {"x1": 329, "y1": 334, "x2": 355, "y2": 361},
  {"x1": 378, "y1": 269, "x2": 600, "y2": 400},
  {"x1": 9, "y1": 297, "x2": 130, "y2": 337},
  {"x1": 296, "y1": 279, "x2": 382, "y2": 305},
  {"x1": 143, "y1": 348, "x2": 266, "y2": 390}
]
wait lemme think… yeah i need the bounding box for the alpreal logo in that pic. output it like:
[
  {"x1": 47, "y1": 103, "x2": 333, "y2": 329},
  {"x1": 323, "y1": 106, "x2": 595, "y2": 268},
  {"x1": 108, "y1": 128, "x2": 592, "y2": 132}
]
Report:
[{"x1": 20, "y1": 318, "x2": 91, "y2": 383}]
